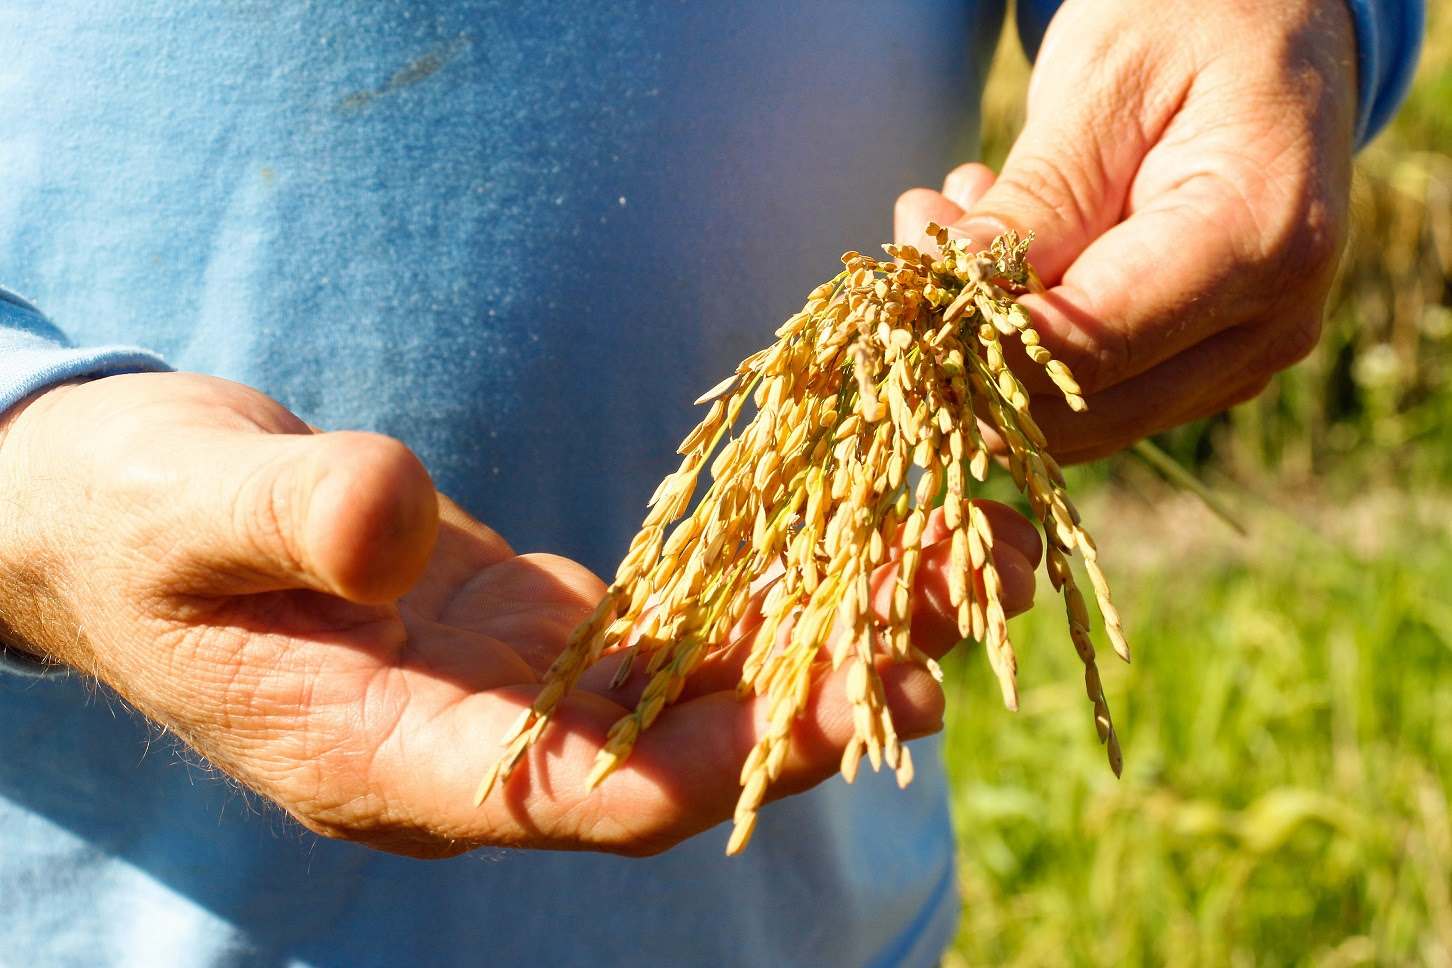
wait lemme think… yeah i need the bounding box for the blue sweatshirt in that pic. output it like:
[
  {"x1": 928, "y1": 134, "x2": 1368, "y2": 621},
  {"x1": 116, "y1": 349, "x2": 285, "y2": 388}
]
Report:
[{"x1": 0, "y1": 2, "x2": 1423, "y2": 966}]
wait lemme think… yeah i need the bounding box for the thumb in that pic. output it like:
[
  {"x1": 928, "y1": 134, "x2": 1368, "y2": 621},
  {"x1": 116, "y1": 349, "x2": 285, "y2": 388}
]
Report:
[
  {"x1": 947, "y1": 6, "x2": 1182, "y2": 281},
  {"x1": 167, "y1": 429, "x2": 439, "y2": 604}
]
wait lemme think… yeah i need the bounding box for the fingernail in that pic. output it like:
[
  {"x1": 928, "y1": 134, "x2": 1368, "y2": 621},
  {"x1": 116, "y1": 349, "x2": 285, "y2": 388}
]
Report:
[{"x1": 947, "y1": 216, "x2": 1011, "y2": 250}]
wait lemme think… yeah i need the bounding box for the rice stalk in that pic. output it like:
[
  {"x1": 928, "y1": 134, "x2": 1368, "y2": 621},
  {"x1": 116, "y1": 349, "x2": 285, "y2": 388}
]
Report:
[{"x1": 477, "y1": 227, "x2": 1129, "y2": 853}]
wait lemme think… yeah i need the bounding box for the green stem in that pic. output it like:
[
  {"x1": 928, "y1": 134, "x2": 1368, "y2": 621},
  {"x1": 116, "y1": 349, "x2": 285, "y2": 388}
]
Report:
[{"x1": 1131, "y1": 439, "x2": 1248, "y2": 536}]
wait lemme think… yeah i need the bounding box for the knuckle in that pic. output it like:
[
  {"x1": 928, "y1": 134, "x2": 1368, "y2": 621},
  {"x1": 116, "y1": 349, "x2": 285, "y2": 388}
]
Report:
[
  {"x1": 997, "y1": 154, "x2": 1096, "y2": 232},
  {"x1": 234, "y1": 459, "x2": 307, "y2": 575},
  {"x1": 1084, "y1": 327, "x2": 1136, "y2": 395},
  {"x1": 1053, "y1": 317, "x2": 1133, "y2": 396},
  {"x1": 1241, "y1": 165, "x2": 1347, "y2": 283},
  {"x1": 1272, "y1": 206, "x2": 1343, "y2": 282}
]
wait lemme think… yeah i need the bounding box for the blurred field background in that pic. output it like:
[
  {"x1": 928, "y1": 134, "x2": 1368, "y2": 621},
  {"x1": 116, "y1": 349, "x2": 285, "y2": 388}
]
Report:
[{"x1": 942, "y1": 7, "x2": 1452, "y2": 966}]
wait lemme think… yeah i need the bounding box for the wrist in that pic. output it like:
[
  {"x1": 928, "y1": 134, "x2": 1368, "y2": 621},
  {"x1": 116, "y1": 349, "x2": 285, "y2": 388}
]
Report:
[
  {"x1": 0, "y1": 380, "x2": 89, "y2": 669},
  {"x1": 0, "y1": 378, "x2": 87, "y2": 454}
]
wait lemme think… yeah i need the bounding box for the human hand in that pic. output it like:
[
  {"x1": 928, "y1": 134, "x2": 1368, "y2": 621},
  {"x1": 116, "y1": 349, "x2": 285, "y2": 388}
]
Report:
[
  {"x1": 0, "y1": 372, "x2": 1040, "y2": 858},
  {"x1": 897, "y1": 0, "x2": 1357, "y2": 462}
]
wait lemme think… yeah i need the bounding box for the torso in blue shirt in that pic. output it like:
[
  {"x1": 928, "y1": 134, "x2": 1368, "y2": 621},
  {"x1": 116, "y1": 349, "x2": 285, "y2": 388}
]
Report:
[{"x1": 0, "y1": 2, "x2": 1001, "y2": 965}]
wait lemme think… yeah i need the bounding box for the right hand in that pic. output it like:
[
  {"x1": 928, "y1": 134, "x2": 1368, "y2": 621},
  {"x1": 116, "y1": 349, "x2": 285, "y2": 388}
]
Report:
[
  {"x1": 896, "y1": 0, "x2": 1357, "y2": 463},
  {"x1": 0, "y1": 372, "x2": 1042, "y2": 858}
]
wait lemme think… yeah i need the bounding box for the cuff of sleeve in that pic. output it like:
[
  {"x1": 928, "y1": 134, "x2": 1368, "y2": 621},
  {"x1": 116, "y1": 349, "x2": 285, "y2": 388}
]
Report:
[
  {"x1": 1346, "y1": 0, "x2": 1426, "y2": 148},
  {"x1": 0, "y1": 287, "x2": 173, "y2": 417},
  {"x1": 0, "y1": 287, "x2": 172, "y2": 678}
]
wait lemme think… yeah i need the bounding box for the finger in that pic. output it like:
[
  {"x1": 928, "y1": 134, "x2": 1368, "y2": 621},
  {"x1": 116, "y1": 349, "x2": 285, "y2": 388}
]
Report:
[
  {"x1": 895, "y1": 188, "x2": 964, "y2": 253},
  {"x1": 893, "y1": 163, "x2": 997, "y2": 254},
  {"x1": 1009, "y1": 173, "x2": 1307, "y2": 397},
  {"x1": 399, "y1": 496, "x2": 518, "y2": 619},
  {"x1": 1031, "y1": 309, "x2": 1321, "y2": 463},
  {"x1": 160, "y1": 429, "x2": 439, "y2": 603},
  {"x1": 941, "y1": 162, "x2": 997, "y2": 212},
  {"x1": 886, "y1": 502, "x2": 1040, "y2": 657},
  {"x1": 901, "y1": 538, "x2": 1035, "y2": 658},
  {"x1": 437, "y1": 552, "x2": 607, "y2": 677},
  {"x1": 599, "y1": 501, "x2": 1043, "y2": 705},
  {"x1": 909, "y1": 500, "x2": 1043, "y2": 570},
  {"x1": 463, "y1": 654, "x2": 946, "y2": 855},
  {"x1": 645, "y1": 656, "x2": 945, "y2": 825}
]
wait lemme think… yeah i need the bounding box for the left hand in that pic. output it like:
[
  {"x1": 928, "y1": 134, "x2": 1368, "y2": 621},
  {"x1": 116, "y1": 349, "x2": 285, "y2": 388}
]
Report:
[
  {"x1": 0, "y1": 373, "x2": 1043, "y2": 859},
  {"x1": 897, "y1": 0, "x2": 1358, "y2": 462}
]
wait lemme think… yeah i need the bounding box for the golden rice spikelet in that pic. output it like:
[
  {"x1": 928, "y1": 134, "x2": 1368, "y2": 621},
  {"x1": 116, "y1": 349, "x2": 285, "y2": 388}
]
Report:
[{"x1": 477, "y1": 228, "x2": 1130, "y2": 852}]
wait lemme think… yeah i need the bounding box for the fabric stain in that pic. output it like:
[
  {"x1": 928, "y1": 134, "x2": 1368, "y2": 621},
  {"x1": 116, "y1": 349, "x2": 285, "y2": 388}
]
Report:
[{"x1": 338, "y1": 32, "x2": 473, "y2": 111}]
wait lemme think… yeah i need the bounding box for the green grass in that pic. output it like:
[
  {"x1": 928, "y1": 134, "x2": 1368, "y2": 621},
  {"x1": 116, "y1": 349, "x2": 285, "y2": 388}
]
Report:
[
  {"x1": 941, "y1": 484, "x2": 1452, "y2": 966},
  {"x1": 940, "y1": 11, "x2": 1452, "y2": 964}
]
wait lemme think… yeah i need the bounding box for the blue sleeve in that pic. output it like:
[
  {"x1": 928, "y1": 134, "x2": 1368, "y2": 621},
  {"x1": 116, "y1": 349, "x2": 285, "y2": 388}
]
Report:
[
  {"x1": 0, "y1": 287, "x2": 170, "y2": 678},
  {"x1": 1343, "y1": 0, "x2": 1425, "y2": 145},
  {"x1": 1013, "y1": 0, "x2": 1426, "y2": 150},
  {"x1": 0, "y1": 288, "x2": 171, "y2": 416}
]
